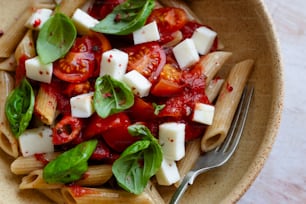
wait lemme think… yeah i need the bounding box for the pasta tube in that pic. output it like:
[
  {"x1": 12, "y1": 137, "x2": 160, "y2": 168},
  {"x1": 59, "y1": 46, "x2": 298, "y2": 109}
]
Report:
[
  {"x1": 0, "y1": 55, "x2": 16, "y2": 72},
  {"x1": 14, "y1": 29, "x2": 36, "y2": 64},
  {"x1": 39, "y1": 189, "x2": 66, "y2": 204},
  {"x1": 61, "y1": 186, "x2": 156, "y2": 204},
  {"x1": 201, "y1": 59, "x2": 254, "y2": 152},
  {"x1": 0, "y1": 71, "x2": 19, "y2": 158},
  {"x1": 58, "y1": 0, "x2": 89, "y2": 16}
]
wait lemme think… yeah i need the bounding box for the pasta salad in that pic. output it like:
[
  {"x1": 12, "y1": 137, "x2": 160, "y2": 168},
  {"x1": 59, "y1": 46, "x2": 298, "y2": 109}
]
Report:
[{"x1": 0, "y1": 0, "x2": 254, "y2": 203}]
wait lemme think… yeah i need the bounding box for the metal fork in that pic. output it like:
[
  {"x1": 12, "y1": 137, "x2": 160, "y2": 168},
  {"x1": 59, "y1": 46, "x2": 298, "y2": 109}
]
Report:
[{"x1": 169, "y1": 85, "x2": 254, "y2": 204}]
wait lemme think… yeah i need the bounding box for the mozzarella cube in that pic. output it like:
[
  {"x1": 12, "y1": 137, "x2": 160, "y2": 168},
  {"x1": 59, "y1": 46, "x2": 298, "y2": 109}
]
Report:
[
  {"x1": 123, "y1": 70, "x2": 152, "y2": 97},
  {"x1": 25, "y1": 56, "x2": 53, "y2": 83},
  {"x1": 133, "y1": 21, "x2": 160, "y2": 44},
  {"x1": 100, "y1": 49, "x2": 128, "y2": 80},
  {"x1": 19, "y1": 126, "x2": 54, "y2": 157},
  {"x1": 155, "y1": 157, "x2": 180, "y2": 186},
  {"x1": 72, "y1": 8, "x2": 99, "y2": 35},
  {"x1": 192, "y1": 103, "x2": 215, "y2": 125},
  {"x1": 25, "y1": 8, "x2": 52, "y2": 30},
  {"x1": 159, "y1": 122, "x2": 185, "y2": 161},
  {"x1": 172, "y1": 38, "x2": 199, "y2": 69},
  {"x1": 191, "y1": 26, "x2": 217, "y2": 55},
  {"x1": 70, "y1": 92, "x2": 95, "y2": 118}
]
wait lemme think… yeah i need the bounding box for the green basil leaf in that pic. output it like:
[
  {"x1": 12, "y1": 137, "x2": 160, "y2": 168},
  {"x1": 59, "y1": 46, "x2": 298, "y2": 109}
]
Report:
[
  {"x1": 112, "y1": 125, "x2": 162, "y2": 194},
  {"x1": 94, "y1": 75, "x2": 134, "y2": 118},
  {"x1": 152, "y1": 103, "x2": 165, "y2": 115},
  {"x1": 5, "y1": 78, "x2": 34, "y2": 137},
  {"x1": 92, "y1": 0, "x2": 155, "y2": 35},
  {"x1": 37, "y1": 12, "x2": 77, "y2": 64},
  {"x1": 43, "y1": 140, "x2": 98, "y2": 184}
]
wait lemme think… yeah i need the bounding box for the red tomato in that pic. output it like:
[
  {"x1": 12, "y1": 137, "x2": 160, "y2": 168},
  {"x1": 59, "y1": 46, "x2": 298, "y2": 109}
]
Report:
[
  {"x1": 88, "y1": 0, "x2": 125, "y2": 20},
  {"x1": 63, "y1": 81, "x2": 93, "y2": 97},
  {"x1": 123, "y1": 42, "x2": 166, "y2": 83},
  {"x1": 15, "y1": 55, "x2": 28, "y2": 86},
  {"x1": 90, "y1": 140, "x2": 110, "y2": 160},
  {"x1": 53, "y1": 116, "x2": 83, "y2": 145},
  {"x1": 128, "y1": 97, "x2": 156, "y2": 121},
  {"x1": 151, "y1": 64, "x2": 184, "y2": 96},
  {"x1": 53, "y1": 51, "x2": 95, "y2": 83},
  {"x1": 147, "y1": 7, "x2": 188, "y2": 44},
  {"x1": 54, "y1": 34, "x2": 111, "y2": 83},
  {"x1": 102, "y1": 121, "x2": 138, "y2": 152}
]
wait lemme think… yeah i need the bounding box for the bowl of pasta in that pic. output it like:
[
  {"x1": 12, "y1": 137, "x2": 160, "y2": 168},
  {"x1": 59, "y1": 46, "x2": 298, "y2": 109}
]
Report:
[{"x1": 0, "y1": 0, "x2": 283, "y2": 203}]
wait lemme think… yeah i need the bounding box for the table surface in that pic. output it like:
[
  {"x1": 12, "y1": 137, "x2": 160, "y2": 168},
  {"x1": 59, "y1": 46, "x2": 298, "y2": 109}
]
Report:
[{"x1": 239, "y1": 0, "x2": 306, "y2": 203}]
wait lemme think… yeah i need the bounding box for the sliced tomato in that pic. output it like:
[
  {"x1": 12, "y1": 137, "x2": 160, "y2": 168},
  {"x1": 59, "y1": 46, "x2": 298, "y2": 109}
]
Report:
[
  {"x1": 147, "y1": 7, "x2": 188, "y2": 44},
  {"x1": 123, "y1": 42, "x2": 166, "y2": 83},
  {"x1": 151, "y1": 64, "x2": 184, "y2": 96},
  {"x1": 63, "y1": 81, "x2": 93, "y2": 97},
  {"x1": 83, "y1": 112, "x2": 130, "y2": 139},
  {"x1": 53, "y1": 116, "x2": 83, "y2": 145},
  {"x1": 88, "y1": 0, "x2": 125, "y2": 20},
  {"x1": 54, "y1": 34, "x2": 111, "y2": 83},
  {"x1": 128, "y1": 97, "x2": 156, "y2": 121}
]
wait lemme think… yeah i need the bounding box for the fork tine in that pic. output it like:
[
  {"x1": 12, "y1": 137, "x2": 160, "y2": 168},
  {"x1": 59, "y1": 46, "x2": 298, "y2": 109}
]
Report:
[{"x1": 217, "y1": 85, "x2": 254, "y2": 153}]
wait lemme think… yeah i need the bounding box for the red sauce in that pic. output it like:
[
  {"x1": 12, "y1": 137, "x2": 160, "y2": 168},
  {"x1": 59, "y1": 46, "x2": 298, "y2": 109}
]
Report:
[
  {"x1": 15, "y1": 54, "x2": 28, "y2": 85},
  {"x1": 34, "y1": 153, "x2": 50, "y2": 165},
  {"x1": 33, "y1": 19, "x2": 41, "y2": 28},
  {"x1": 69, "y1": 184, "x2": 96, "y2": 197},
  {"x1": 226, "y1": 82, "x2": 234, "y2": 92}
]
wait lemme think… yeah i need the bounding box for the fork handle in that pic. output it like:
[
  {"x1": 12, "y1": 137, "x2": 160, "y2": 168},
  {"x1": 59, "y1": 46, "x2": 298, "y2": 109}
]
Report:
[{"x1": 169, "y1": 171, "x2": 196, "y2": 204}]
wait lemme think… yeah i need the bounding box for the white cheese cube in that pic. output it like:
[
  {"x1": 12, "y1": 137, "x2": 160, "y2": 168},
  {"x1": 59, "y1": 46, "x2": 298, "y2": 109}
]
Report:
[
  {"x1": 25, "y1": 8, "x2": 53, "y2": 30},
  {"x1": 155, "y1": 157, "x2": 180, "y2": 186},
  {"x1": 123, "y1": 70, "x2": 152, "y2": 97},
  {"x1": 100, "y1": 49, "x2": 128, "y2": 80},
  {"x1": 191, "y1": 26, "x2": 217, "y2": 55},
  {"x1": 192, "y1": 103, "x2": 215, "y2": 125},
  {"x1": 19, "y1": 126, "x2": 54, "y2": 157},
  {"x1": 159, "y1": 122, "x2": 185, "y2": 161},
  {"x1": 172, "y1": 38, "x2": 199, "y2": 69},
  {"x1": 72, "y1": 8, "x2": 99, "y2": 35},
  {"x1": 133, "y1": 21, "x2": 160, "y2": 44},
  {"x1": 25, "y1": 56, "x2": 53, "y2": 83},
  {"x1": 70, "y1": 92, "x2": 95, "y2": 118}
]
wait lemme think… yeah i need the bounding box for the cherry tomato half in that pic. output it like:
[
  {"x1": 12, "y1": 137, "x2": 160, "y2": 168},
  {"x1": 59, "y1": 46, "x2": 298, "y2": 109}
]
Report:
[
  {"x1": 53, "y1": 116, "x2": 83, "y2": 145},
  {"x1": 151, "y1": 64, "x2": 184, "y2": 97},
  {"x1": 53, "y1": 34, "x2": 111, "y2": 83},
  {"x1": 123, "y1": 42, "x2": 166, "y2": 83},
  {"x1": 147, "y1": 7, "x2": 188, "y2": 44}
]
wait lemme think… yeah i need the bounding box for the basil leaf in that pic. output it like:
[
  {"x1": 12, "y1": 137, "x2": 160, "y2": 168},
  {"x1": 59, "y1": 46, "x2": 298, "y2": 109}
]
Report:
[
  {"x1": 5, "y1": 78, "x2": 34, "y2": 137},
  {"x1": 92, "y1": 0, "x2": 155, "y2": 35},
  {"x1": 37, "y1": 12, "x2": 77, "y2": 64},
  {"x1": 112, "y1": 124, "x2": 162, "y2": 194},
  {"x1": 43, "y1": 140, "x2": 98, "y2": 184},
  {"x1": 94, "y1": 75, "x2": 134, "y2": 118},
  {"x1": 152, "y1": 103, "x2": 165, "y2": 115}
]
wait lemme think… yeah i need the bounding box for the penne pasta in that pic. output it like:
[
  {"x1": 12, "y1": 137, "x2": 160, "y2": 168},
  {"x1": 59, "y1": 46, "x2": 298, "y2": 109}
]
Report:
[
  {"x1": 0, "y1": 0, "x2": 55, "y2": 58},
  {"x1": 0, "y1": 71, "x2": 19, "y2": 158},
  {"x1": 144, "y1": 181, "x2": 165, "y2": 204},
  {"x1": 58, "y1": 0, "x2": 89, "y2": 16},
  {"x1": 201, "y1": 59, "x2": 254, "y2": 152},
  {"x1": 0, "y1": 55, "x2": 16, "y2": 72},
  {"x1": 14, "y1": 29, "x2": 36, "y2": 64},
  {"x1": 39, "y1": 189, "x2": 67, "y2": 204},
  {"x1": 10, "y1": 152, "x2": 61, "y2": 175},
  {"x1": 19, "y1": 165, "x2": 113, "y2": 189},
  {"x1": 206, "y1": 78, "x2": 225, "y2": 103},
  {"x1": 196, "y1": 51, "x2": 232, "y2": 84},
  {"x1": 75, "y1": 165, "x2": 113, "y2": 187},
  {"x1": 61, "y1": 186, "x2": 156, "y2": 204},
  {"x1": 35, "y1": 86, "x2": 58, "y2": 125},
  {"x1": 20, "y1": 169, "x2": 63, "y2": 189}
]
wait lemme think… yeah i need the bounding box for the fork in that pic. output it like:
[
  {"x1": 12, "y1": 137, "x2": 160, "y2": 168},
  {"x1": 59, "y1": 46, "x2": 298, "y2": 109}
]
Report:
[{"x1": 169, "y1": 85, "x2": 254, "y2": 204}]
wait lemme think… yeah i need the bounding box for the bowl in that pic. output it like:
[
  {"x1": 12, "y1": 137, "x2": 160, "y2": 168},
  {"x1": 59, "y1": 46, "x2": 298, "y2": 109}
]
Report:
[{"x1": 0, "y1": 0, "x2": 283, "y2": 203}]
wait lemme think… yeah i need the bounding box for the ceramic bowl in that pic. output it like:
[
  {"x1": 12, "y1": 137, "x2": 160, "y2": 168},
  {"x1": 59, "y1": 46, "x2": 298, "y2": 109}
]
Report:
[{"x1": 0, "y1": 0, "x2": 283, "y2": 203}]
